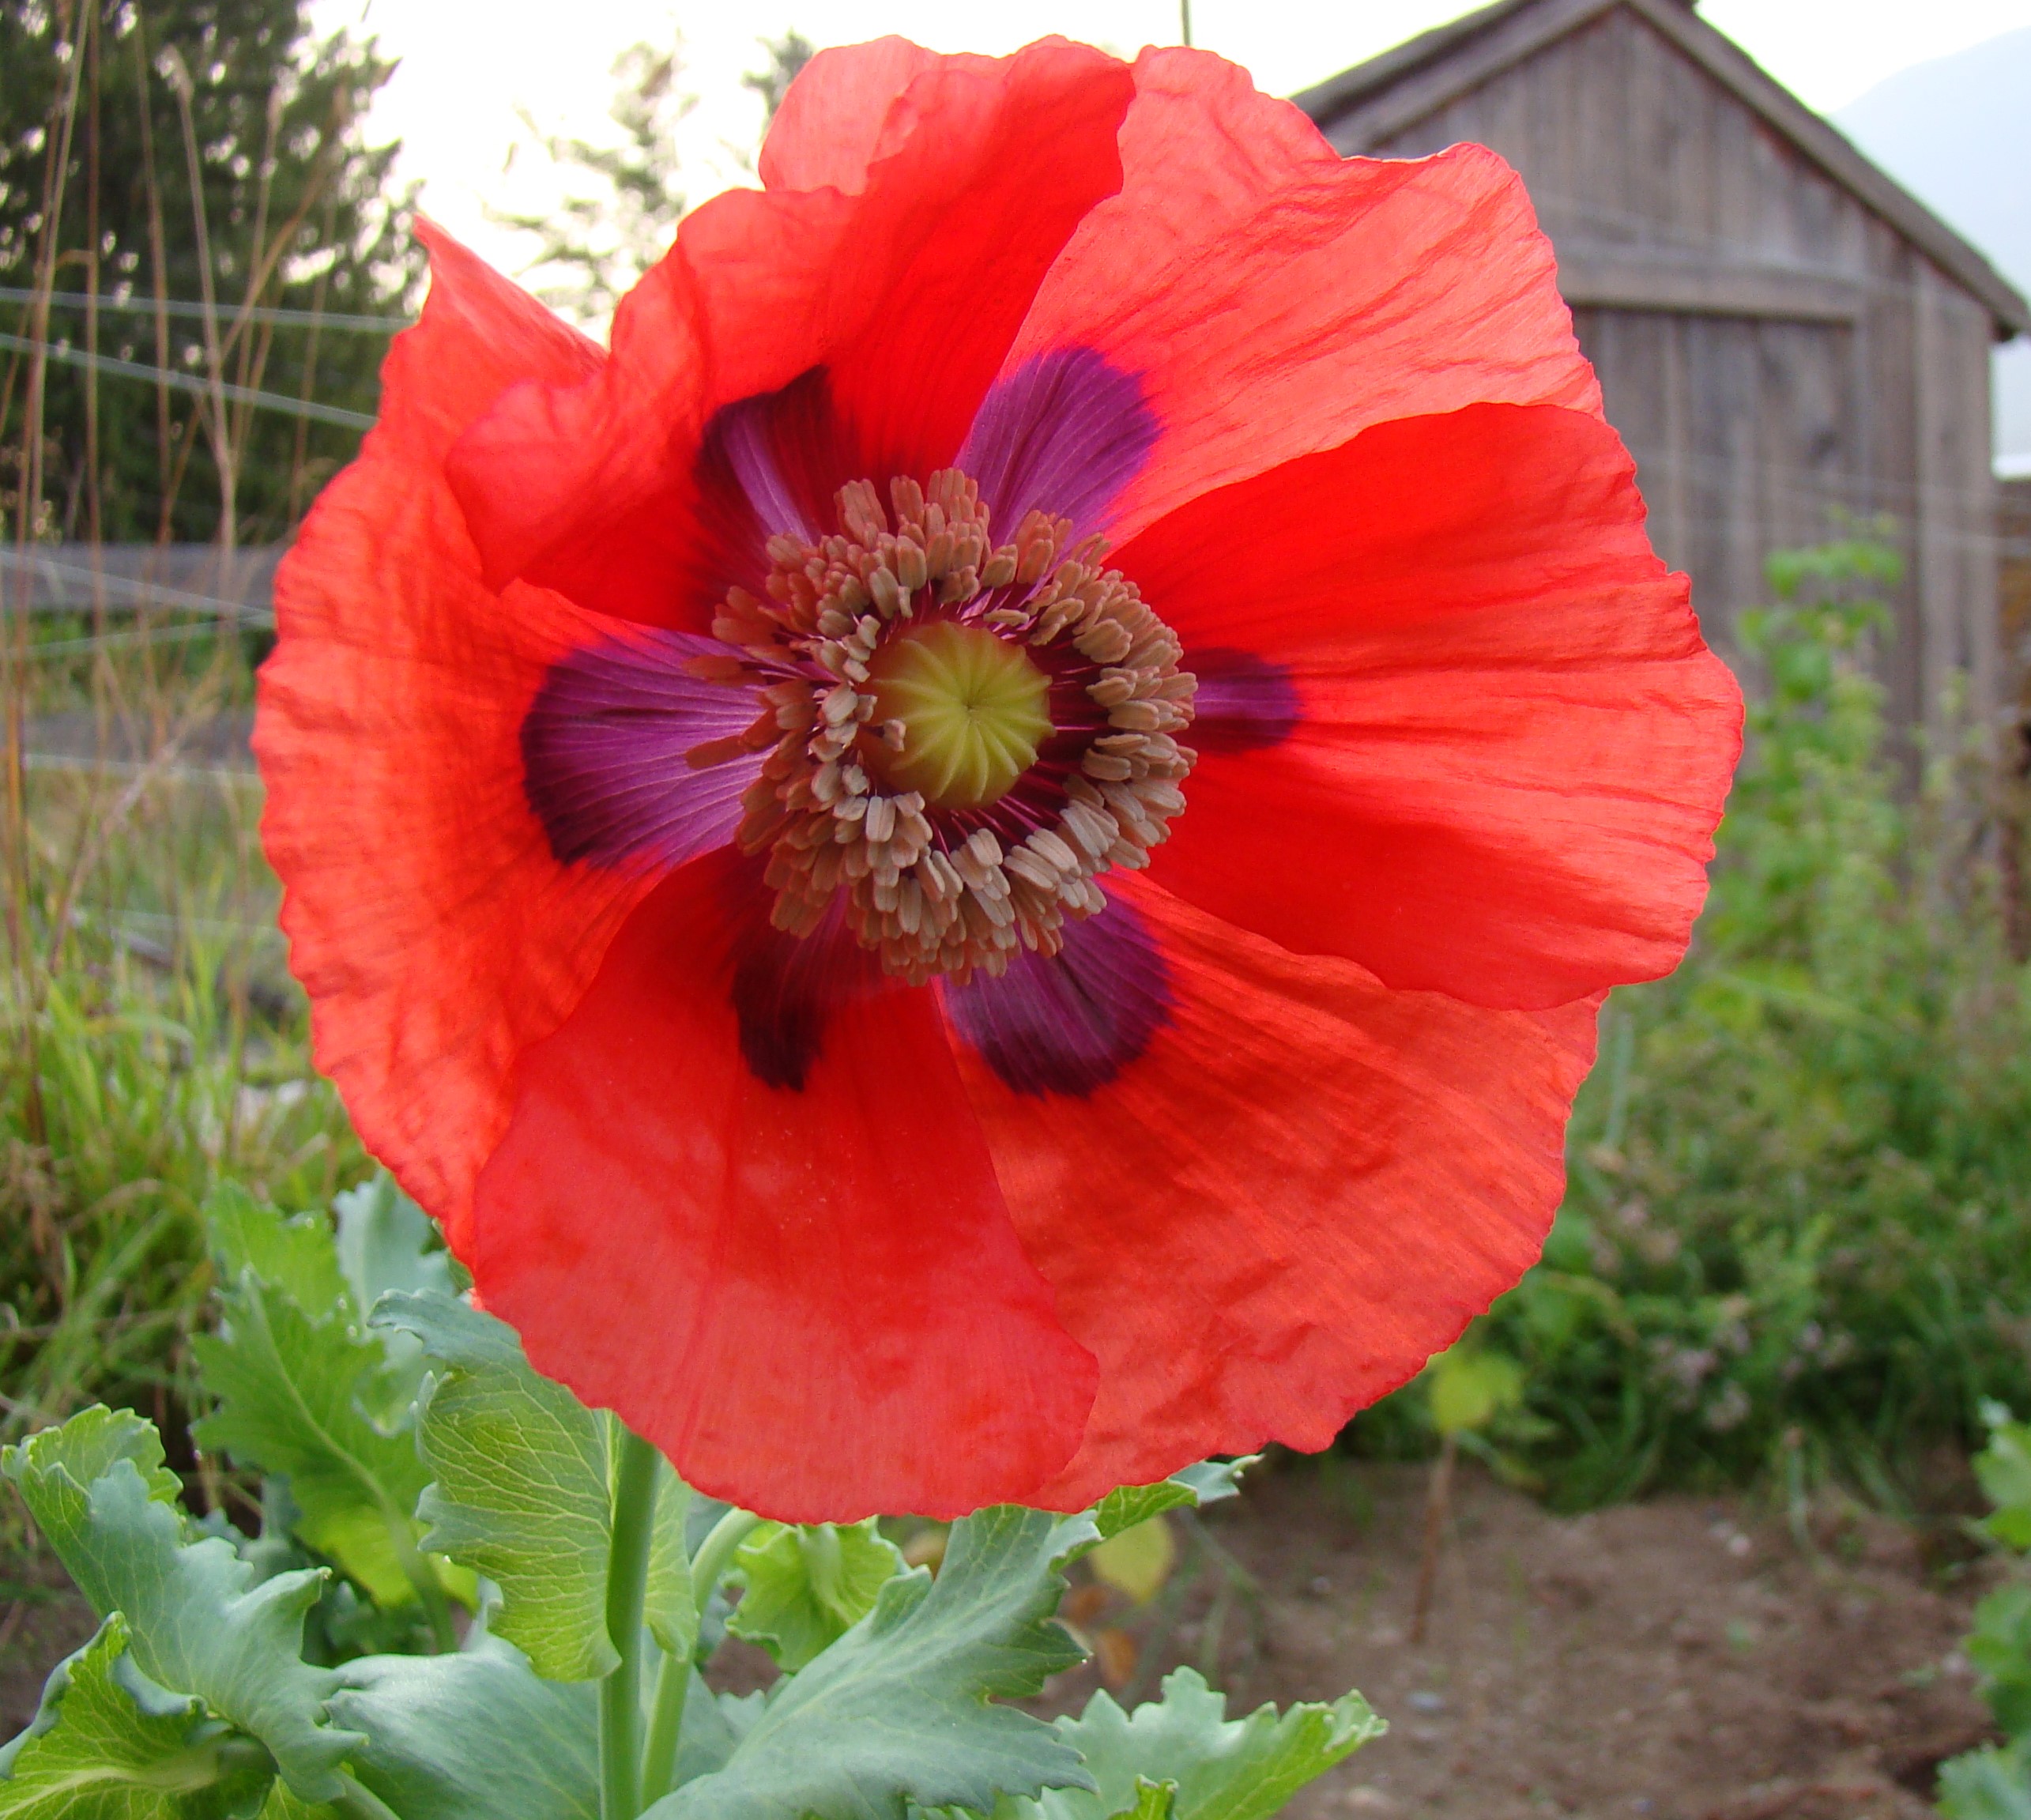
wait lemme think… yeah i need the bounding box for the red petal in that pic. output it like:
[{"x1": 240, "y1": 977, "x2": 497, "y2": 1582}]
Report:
[
  {"x1": 392, "y1": 218, "x2": 605, "y2": 462},
  {"x1": 470, "y1": 850, "x2": 1098, "y2": 1522},
  {"x1": 1122, "y1": 403, "x2": 1742, "y2": 1008},
  {"x1": 257, "y1": 232, "x2": 651, "y2": 1257},
  {"x1": 1008, "y1": 47, "x2": 1600, "y2": 544},
  {"x1": 447, "y1": 42, "x2": 1132, "y2": 627},
  {"x1": 759, "y1": 36, "x2": 940, "y2": 194},
  {"x1": 953, "y1": 877, "x2": 1601, "y2": 1509}
]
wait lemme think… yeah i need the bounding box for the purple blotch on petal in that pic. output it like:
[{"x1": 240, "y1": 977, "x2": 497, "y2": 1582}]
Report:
[
  {"x1": 1189, "y1": 646, "x2": 1301, "y2": 756},
  {"x1": 703, "y1": 388, "x2": 820, "y2": 544},
  {"x1": 726, "y1": 869, "x2": 884, "y2": 1091},
  {"x1": 522, "y1": 630, "x2": 761, "y2": 869},
  {"x1": 958, "y1": 348, "x2": 1158, "y2": 543},
  {"x1": 944, "y1": 894, "x2": 1171, "y2": 1097}
]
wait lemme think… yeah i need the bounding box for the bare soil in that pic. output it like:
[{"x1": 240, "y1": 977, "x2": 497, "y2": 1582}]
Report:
[
  {"x1": 2, "y1": 1459, "x2": 2002, "y2": 1818},
  {"x1": 1034, "y1": 1459, "x2": 1999, "y2": 1820}
]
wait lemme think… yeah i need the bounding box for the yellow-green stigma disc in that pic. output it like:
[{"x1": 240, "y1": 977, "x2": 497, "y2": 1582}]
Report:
[{"x1": 865, "y1": 621, "x2": 1053, "y2": 810}]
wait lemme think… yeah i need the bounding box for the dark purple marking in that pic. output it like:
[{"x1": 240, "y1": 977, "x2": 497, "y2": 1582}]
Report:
[
  {"x1": 688, "y1": 368, "x2": 858, "y2": 606},
  {"x1": 1189, "y1": 646, "x2": 1302, "y2": 756},
  {"x1": 958, "y1": 349, "x2": 1158, "y2": 543},
  {"x1": 727, "y1": 875, "x2": 881, "y2": 1091},
  {"x1": 522, "y1": 631, "x2": 762, "y2": 868},
  {"x1": 944, "y1": 895, "x2": 1171, "y2": 1097}
]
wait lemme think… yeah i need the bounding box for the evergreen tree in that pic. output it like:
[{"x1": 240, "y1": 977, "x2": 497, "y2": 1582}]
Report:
[{"x1": 1, "y1": 0, "x2": 418, "y2": 545}]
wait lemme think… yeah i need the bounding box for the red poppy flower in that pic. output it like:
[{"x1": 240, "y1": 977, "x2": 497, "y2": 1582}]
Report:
[{"x1": 256, "y1": 38, "x2": 1741, "y2": 1521}]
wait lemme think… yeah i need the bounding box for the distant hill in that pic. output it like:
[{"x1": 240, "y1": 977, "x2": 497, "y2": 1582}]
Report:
[{"x1": 1835, "y1": 28, "x2": 2031, "y2": 469}]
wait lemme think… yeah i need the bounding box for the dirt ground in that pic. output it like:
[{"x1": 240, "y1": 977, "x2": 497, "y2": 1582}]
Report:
[
  {"x1": 1, "y1": 1457, "x2": 2003, "y2": 1818},
  {"x1": 1032, "y1": 1459, "x2": 2000, "y2": 1820}
]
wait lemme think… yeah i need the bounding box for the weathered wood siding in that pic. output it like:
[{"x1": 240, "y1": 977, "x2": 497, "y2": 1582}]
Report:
[{"x1": 1318, "y1": 2, "x2": 2002, "y2": 737}]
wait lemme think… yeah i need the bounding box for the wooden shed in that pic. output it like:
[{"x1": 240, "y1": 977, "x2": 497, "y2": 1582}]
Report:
[{"x1": 1297, "y1": 0, "x2": 2031, "y2": 740}]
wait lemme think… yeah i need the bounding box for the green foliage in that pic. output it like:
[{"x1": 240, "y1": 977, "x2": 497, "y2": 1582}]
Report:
[
  {"x1": 729, "y1": 1520, "x2": 905, "y2": 1671},
  {"x1": 2, "y1": 1411, "x2": 359, "y2": 1801},
  {"x1": 1939, "y1": 1739, "x2": 2031, "y2": 1820},
  {"x1": 1004, "y1": 1667, "x2": 1385, "y2": 1820},
  {"x1": 1970, "y1": 1587, "x2": 2031, "y2": 1739},
  {"x1": 326, "y1": 1641, "x2": 598, "y2": 1820},
  {"x1": 0, "y1": 764, "x2": 369, "y2": 1449},
  {"x1": 1979, "y1": 1403, "x2": 2031, "y2": 1551},
  {"x1": 1424, "y1": 1347, "x2": 1524, "y2": 1439},
  {"x1": 1935, "y1": 1405, "x2": 2031, "y2": 1804},
  {"x1": 2, "y1": 0, "x2": 416, "y2": 543},
  {"x1": 651, "y1": 1505, "x2": 1102, "y2": 1820},
  {"x1": 188, "y1": 1185, "x2": 445, "y2": 1613},
  {"x1": 0, "y1": 1615, "x2": 273, "y2": 1819},
  {"x1": 372, "y1": 1291, "x2": 695, "y2": 1681},
  {"x1": 6, "y1": 1323, "x2": 1365, "y2": 1820},
  {"x1": 1356, "y1": 528, "x2": 2031, "y2": 1508}
]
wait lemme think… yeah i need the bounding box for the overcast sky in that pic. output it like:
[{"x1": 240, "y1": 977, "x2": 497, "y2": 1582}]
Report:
[{"x1": 311, "y1": 0, "x2": 2031, "y2": 282}]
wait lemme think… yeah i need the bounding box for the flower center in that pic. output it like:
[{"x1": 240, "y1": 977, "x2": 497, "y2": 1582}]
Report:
[
  {"x1": 863, "y1": 621, "x2": 1052, "y2": 810},
  {"x1": 690, "y1": 469, "x2": 1196, "y2": 986}
]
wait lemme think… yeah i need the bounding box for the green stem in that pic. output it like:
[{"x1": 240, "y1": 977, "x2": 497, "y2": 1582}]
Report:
[
  {"x1": 639, "y1": 1505, "x2": 765, "y2": 1803},
  {"x1": 689, "y1": 1505, "x2": 766, "y2": 1611},
  {"x1": 639, "y1": 1652, "x2": 690, "y2": 1804},
  {"x1": 600, "y1": 1426, "x2": 663, "y2": 1820}
]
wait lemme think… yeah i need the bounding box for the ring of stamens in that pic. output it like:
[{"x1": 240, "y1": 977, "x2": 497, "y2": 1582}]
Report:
[{"x1": 688, "y1": 469, "x2": 1197, "y2": 986}]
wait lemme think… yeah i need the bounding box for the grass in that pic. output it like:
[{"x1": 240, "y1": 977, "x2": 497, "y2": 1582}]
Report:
[{"x1": 0, "y1": 627, "x2": 366, "y2": 1449}]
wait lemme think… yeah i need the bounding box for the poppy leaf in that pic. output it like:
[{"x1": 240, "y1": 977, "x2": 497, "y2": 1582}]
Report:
[
  {"x1": 1004, "y1": 1667, "x2": 1385, "y2": 1820},
  {"x1": 1936, "y1": 1737, "x2": 2031, "y2": 1820},
  {"x1": 371, "y1": 1290, "x2": 695, "y2": 1682},
  {"x1": 0, "y1": 1412, "x2": 362, "y2": 1804},
  {"x1": 1090, "y1": 1460, "x2": 1253, "y2": 1545},
  {"x1": 190, "y1": 1260, "x2": 439, "y2": 1611},
  {"x1": 332, "y1": 1173, "x2": 458, "y2": 1317},
  {"x1": 204, "y1": 1184, "x2": 352, "y2": 1324},
  {"x1": 322, "y1": 1637, "x2": 598, "y2": 1820},
  {"x1": 0, "y1": 1615, "x2": 277, "y2": 1819},
  {"x1": 649, "y1": 1503, "x2": 1097, "y2": 1818},
  {"x1": 726, "y1": 1519, "x2": 906, "y2": 1671},
  {"x1": 0, "y1": 1405, "x2": 183, "y2": 1513}
]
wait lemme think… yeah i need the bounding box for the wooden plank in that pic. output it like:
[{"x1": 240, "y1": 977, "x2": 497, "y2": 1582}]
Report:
[
  {"x1": 1556, "y1": 252, "x2": 1863, "y2": 320},
  {"x1": 1910, "y1": 260, "x2": 2000, "y2": 736},
  {"x1": 1311, "y1": 0, "x2": 1617, "y2": 156}
]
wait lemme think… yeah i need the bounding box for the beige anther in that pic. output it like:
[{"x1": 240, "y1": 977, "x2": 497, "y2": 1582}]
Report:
[{"x1": 707, "y1": 459, "x2": 1196, "y2": 986}]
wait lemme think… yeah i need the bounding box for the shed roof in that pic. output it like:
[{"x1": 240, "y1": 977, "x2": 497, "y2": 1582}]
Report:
[{"x1": 1294, "y1": 0, "x2": 2031, "y2": 339}]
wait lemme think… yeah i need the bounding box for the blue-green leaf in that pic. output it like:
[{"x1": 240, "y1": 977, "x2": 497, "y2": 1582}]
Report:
[
  {"x1": 332, "y1": 1174, "x2": 455, "y2": 1317},
  {"x1": 654, "y1": 1505, "x2": 1099, "y2": 1820},
  {"x1": 1939, "y1": 1737, "x2": 2031, "y2": 1820},
  {"x1": 2, "y1": 1416, "x2": 360, "y2": 1803},
  {"x1": 0, "y1": 1615, "x2": 274, "y2": 1818},
  {"x1": 729, "y1": 1521, "x2": 905, "y2": 1671},
  {"x1": 372, "y1": 1291, "x2": 693, "y2": 1681},
  {"x1": 1014, "y1": 1667, "x2": 1385, "y2": 1820},
  {"x1": 0, "y1": 1407, "x2": 182, "y2": 1513},
  {"x1": 326, "y1": 1639, "x2": 597, "y2": 1820}
]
